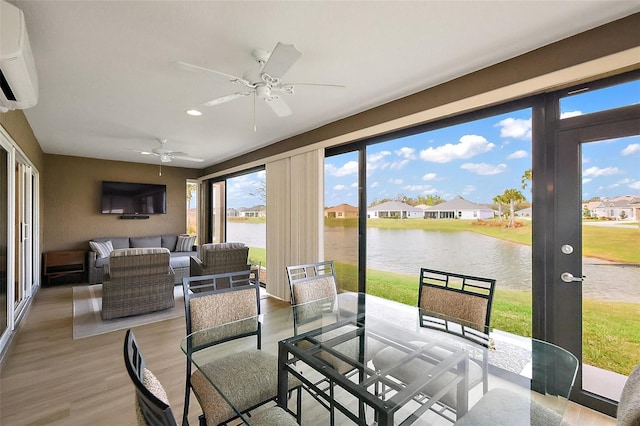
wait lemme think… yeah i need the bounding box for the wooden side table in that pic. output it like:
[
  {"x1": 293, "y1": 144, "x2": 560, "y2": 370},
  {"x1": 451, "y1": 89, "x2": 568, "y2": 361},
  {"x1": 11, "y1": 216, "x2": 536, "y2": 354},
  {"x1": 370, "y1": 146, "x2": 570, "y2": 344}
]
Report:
[{"x1": 43, "y1": 250, "x2": 86, "y2": 285}]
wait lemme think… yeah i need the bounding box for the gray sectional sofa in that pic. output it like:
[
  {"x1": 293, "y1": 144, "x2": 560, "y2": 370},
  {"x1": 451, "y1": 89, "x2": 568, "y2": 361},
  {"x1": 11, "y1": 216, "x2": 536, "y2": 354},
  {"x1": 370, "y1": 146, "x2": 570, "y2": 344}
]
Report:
[{"x1": 88, "y1": 234, "x2": 197, "y2": 285}]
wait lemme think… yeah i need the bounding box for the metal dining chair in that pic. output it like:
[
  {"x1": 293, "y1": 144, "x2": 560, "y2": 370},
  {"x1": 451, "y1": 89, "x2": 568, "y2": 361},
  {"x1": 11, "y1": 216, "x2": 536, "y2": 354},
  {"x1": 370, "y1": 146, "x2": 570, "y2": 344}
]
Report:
[
  {"x1": 124, "y1": 329, "x2": 179, "y2": 426},
  {"x1": 372, "y1": 268, "x2": 496, "y2": 423},
  {"x1": 124, "y1": 329, "x2": 298, "y2": 426},
  {"x1": 182, "y1": 271, "x2": 300, "y2": 426}
]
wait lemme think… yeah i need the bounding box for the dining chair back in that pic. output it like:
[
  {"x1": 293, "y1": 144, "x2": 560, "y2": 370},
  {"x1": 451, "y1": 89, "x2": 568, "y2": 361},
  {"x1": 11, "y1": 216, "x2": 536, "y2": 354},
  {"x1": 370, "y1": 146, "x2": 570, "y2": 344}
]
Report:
[
  {"x1": 123, "y1": 329, "x2": 178, "y2": 426},
  {"x1": 418, "y1": 268, "x2": 496, "y2": 333},
  {"x1": 286, "y1": 261, "x2": 339, "y2": 334}
]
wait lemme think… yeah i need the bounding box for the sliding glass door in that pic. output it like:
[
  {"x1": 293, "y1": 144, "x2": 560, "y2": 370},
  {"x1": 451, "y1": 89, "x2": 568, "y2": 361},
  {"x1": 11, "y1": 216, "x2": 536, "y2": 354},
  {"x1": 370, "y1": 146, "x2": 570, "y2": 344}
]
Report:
[{"x1": 0, "y1": 144, "x2": 8, "y2": 345}]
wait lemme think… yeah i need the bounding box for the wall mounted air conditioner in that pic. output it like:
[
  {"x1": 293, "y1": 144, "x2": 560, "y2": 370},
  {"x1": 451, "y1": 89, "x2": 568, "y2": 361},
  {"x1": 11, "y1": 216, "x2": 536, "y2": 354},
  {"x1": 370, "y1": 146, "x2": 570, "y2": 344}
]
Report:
[{"x1": 0, "y1": 0, "x2": 39, "y2": 112}]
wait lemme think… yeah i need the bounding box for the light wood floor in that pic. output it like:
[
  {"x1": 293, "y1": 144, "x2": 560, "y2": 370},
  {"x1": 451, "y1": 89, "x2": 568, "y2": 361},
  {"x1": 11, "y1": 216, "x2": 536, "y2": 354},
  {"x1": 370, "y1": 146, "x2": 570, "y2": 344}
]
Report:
[{"x1": 0, "y1": 284, "x2": 618, "y2": 425}]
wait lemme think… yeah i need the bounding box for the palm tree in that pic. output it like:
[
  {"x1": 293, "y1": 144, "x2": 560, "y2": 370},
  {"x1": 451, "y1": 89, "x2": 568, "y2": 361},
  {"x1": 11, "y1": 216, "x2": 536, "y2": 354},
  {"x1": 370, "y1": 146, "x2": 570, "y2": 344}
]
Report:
[{"x1": 496, "y1": 188, "x2": 526, "y2": 228}]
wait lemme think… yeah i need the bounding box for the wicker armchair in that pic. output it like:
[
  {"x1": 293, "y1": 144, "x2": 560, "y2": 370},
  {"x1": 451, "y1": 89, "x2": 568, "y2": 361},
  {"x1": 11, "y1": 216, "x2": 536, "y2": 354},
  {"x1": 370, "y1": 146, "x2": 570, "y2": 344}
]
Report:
[
  {"x1": 189, "y1": 243, "x2": 250, "y2": 289},
  {"x1": 102, "y1": 248, "x2": 175, "y2": 320}
]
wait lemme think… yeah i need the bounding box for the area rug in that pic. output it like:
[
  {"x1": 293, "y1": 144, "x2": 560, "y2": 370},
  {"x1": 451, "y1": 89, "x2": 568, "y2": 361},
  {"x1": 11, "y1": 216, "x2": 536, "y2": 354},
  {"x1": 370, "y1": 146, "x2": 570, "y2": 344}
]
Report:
[{"x1": 72, "y1": 284, "x2": 184, "y2": 339}]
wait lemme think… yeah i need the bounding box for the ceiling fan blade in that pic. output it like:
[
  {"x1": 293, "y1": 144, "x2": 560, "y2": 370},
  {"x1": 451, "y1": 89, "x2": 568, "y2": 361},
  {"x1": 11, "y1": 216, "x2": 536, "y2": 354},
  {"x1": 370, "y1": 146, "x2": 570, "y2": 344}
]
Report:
[
  {"x1": 169, "y1": 154, "x2": 205, "y2": 163},
  {"x1": 281, "y1": 83, "x2": 346, "y2": 88},
  {"x1": 202, "y1": 92, "x2": 251, "y2": 107},
  {"x1": 174, "y1": 61, "x2": 253, "y2": 87},
  {"x1": 262, "y1": 43, "x2": 302, "y2": 79},
  {"x1": 264, "y1": 95, "x2": 292, "y2": 117}
]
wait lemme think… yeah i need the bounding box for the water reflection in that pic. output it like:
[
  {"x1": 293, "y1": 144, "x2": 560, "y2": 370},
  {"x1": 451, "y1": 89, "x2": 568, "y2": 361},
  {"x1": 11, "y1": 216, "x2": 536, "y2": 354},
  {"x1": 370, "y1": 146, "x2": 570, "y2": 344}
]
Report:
[{"x1": 228, "y1": 222, "x2": 639, "y2": 302}]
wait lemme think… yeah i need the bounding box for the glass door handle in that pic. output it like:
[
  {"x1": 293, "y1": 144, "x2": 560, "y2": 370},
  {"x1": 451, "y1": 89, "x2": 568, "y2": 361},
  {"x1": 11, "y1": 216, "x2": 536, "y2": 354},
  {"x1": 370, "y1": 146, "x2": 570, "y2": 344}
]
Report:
[{"x1": 561, "y1": 272, "x2": 584, "y2": 283}]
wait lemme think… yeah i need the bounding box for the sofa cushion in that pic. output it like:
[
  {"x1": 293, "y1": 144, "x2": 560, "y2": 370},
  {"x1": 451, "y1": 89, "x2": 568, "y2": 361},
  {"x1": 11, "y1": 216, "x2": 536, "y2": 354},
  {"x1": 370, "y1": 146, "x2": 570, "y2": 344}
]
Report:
[
  {"x1": 93, "y1": 236, "x2": 130, "y2": 250},
  {"x1": 161, "y1": 234, "x2": 179, "y2": 252},
  {"x1": 130, "y1": 236, "x2": 162, "y2": 248},
  {"x1": 169, "y1": 252, "x2": 195, "y2": 269},
  {"x1": 95, "y1": 257, "x2": 110, "y2": 268},
  {"x1": 176, "y1": 235, "x2": 196, "y2": 252},
  {"x1": 89, "y1": 240, "x2": 114, "y2": 259},
  {"x1": 111, "y1": 247, "x2": 170, "y2": 257}
]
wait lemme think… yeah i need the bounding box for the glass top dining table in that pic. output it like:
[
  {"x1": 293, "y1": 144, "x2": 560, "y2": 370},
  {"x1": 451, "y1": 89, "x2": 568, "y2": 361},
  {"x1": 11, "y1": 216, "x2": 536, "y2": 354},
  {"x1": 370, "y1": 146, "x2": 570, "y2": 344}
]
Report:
[{"x1": 181, "y1": 291, "x2": 578, "y2": 425}]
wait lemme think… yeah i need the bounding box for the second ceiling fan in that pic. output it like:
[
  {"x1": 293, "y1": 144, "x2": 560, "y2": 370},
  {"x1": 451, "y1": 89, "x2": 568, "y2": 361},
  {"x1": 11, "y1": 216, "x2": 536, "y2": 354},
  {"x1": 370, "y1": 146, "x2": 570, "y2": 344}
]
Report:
[{"x1": 178, "y1": 42, "x2": 344, "y2": 121}]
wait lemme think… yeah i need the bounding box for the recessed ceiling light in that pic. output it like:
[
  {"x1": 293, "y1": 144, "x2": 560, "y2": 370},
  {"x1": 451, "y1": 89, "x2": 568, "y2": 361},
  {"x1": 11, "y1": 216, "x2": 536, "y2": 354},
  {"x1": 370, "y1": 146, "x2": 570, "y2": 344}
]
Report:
[{"x1": 186, "y1": 109, "x2": 202, "y2": 116}]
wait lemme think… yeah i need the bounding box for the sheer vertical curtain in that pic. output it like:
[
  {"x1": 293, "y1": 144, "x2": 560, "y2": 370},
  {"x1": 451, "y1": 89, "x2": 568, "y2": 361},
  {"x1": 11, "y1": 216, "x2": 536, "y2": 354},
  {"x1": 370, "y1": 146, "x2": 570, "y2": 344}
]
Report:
[{"x1": 265, "y1": 149, "x2": 323, "y2": 300}]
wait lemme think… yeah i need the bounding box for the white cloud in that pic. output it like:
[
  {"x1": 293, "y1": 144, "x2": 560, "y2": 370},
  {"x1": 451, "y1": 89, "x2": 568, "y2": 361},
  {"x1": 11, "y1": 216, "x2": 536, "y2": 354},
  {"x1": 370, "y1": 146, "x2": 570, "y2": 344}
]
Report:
[
  {"x1": 422, "y1": 173, "x2": 437, "y2": 181},
  {"x1": 495, "y1": 117, "x2": 532, "y2": 140},
  {"x1": 419, "y1": 134, "x2": 495, "y2": 163},
  {"x1": 629, "y1": 180, "x2": 640, "y2": 190},
  {"x1": 583, "y1": 166, "x2": 621, "y2": 178},
  {"x1": 462, "y1": 185, "x2": 476, "y2": 196},
  {"x1": 350, "y1": 182, "x2": 358, "y2": 188},
  {"x1": 368, "y1": 151, "x2": 391, "y2": 163},
  {"x1": 621, "y1": 143, "x2": 640, "y2": 156},
  {"x1": 371, "y1": 182, "x2": 379, "y2": 188},
  {"x1": 390, "y1": 159, "x2": 409, "y2": 170},
  {"x1": 333, "y1": 184, "x2": 346, "y2": 191},
  {"x1": 404, "y1": 184, "x2": 438, "y2": 194},
  {"x1": 582, "y1": 178, "x2": 592, "y2": 184},
  {"x1": 560, "y1": 111, "x2": 583, "y2": 119},
  {"x1": 389, "y1": 178, "x2": 403, "y2": 185},
  {"x1": 506, "y1": 150, "x2": 528, "y2": 160},
  {"x1": 367, "y1": 150, "x2": 391, "y2": 173},
  {"x1": 257, "y1": 170, "x2": 266, "y2": 178},
  {"x1": 395, "y1": 147, "x2": 416, "y2": 160},
  {"x1": 325, "y1": 160, "x2": 358, "y2": 177},
  {"x1": 460, "y1": 162, "x2": 508, "y2": 175}
]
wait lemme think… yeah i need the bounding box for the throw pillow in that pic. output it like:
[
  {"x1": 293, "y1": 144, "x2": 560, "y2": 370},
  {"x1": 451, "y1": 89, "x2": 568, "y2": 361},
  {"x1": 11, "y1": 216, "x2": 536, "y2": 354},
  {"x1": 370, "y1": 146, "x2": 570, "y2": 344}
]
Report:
[
  {"x1": 176, "y1": 235, "x2": 196, "y2": 252},
  {"x1": 89, "y1": 240, "x2": 114, "y2": 259}
]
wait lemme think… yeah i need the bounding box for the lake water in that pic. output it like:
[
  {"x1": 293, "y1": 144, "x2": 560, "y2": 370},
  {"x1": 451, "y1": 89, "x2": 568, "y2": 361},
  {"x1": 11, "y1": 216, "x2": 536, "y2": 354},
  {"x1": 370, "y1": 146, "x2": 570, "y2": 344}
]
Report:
[{"x1": 227, "y1": 222, "x2": 640, "y2": 302}]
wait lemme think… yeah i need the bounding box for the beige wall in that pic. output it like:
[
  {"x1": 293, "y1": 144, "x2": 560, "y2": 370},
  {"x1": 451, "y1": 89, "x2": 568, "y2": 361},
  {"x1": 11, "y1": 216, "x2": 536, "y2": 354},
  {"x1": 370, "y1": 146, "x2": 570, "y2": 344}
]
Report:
[
  {"x1": 43, "y1": 154, "x2": 198, "y2": 252},
  {"x1": 0, "y1": 110, "x2": 45, "y2": 171}
]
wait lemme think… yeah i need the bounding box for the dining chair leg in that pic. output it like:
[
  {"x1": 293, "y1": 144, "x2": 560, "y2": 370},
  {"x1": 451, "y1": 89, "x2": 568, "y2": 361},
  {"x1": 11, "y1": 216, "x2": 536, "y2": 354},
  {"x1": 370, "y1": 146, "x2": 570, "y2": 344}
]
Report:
[{"x1": 183, "y1": 379, "x2": 191, "y2": 426}]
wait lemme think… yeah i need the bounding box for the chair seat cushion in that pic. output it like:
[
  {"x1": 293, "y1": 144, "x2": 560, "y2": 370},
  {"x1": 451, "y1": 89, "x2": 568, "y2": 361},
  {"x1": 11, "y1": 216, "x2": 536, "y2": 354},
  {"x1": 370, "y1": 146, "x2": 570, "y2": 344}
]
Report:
[
  {"x1": 372, "y1": 341, "x2": 482, "y2": 408},
  {"x1": 190, "y1": 350, "x2": 300, "y2": 426},
  {"x1": 454, "y1": 388, "x2": 561, "y2": 426},
  {"x1": 250, "y1": 406, "x2": 298, "y2": 425}
]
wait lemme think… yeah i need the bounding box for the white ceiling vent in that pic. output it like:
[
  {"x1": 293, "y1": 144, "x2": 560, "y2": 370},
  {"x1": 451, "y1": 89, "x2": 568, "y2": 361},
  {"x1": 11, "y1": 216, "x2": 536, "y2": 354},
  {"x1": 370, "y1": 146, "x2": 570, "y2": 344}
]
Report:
[{"x1": 0, "y1": 0, "x2": 38, "y2": 113}]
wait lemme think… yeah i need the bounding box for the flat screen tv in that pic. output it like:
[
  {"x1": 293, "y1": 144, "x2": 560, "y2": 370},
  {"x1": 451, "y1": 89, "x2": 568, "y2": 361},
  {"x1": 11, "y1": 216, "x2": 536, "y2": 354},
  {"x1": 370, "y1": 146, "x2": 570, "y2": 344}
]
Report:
[{"x1": 101, "y1": 181, "x2": 167, "y2": 214}]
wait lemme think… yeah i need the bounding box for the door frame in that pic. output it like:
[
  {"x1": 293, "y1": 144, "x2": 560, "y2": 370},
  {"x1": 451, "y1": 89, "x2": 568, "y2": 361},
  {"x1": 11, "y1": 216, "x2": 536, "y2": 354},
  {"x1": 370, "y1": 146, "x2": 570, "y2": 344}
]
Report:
[{"x1": 536, "y1": 101, "x2": 640, "y2": 415}]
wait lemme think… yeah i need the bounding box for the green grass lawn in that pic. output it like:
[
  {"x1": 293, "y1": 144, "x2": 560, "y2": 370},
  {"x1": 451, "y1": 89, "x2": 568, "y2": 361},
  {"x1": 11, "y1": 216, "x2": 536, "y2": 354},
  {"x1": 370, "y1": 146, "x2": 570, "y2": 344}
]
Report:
[
  {"x1": 333, "y1": 261, "x2": 640, "y2": 375},
  {"x1": 245, "y1": 218, "x2": 640, "y2": 375}
]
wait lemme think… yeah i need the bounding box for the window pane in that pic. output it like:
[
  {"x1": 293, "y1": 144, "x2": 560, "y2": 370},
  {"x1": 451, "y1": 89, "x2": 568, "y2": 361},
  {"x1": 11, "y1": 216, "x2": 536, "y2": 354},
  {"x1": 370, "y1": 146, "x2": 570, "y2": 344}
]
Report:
[
  {"x1": 560, "y1": 79, "x2": 640, "y2": 118},
  {"x1": 581, "y1": 136, "x2": 640, "y2": 399},
  {"x1": 226, "y1": 170, "x2": 266, "y2": 281},
  {"x1": 365, "y1": 108, "x2": 533, "y2": 337},
  {"x1": 324, "y1": 151, "x2": 359, "y2": 292}
]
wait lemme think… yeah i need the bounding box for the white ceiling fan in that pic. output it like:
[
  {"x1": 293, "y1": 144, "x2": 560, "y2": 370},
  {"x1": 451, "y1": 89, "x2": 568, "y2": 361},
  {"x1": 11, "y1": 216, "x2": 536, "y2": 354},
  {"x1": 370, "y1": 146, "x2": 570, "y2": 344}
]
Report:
[
  {"x1": 138, "y1": 138, "x2": 204, "y2": 163},
  {"x1": 177, "y1": 42, "x2": 344, "y2": 123}
]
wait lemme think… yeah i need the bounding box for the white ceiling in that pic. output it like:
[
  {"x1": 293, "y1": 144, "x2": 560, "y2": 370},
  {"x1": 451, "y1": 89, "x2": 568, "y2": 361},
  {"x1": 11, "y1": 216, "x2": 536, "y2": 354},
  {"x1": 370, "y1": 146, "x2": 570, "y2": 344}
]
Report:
[{"x1": 11, "y1": 1, "x2": 640, "y2": 169}]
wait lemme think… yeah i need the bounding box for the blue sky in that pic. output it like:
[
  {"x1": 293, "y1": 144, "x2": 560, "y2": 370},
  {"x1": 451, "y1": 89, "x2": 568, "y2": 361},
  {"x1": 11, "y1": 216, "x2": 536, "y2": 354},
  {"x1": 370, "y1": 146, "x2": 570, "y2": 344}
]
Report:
[{"x1": 227, "y1": 80, "x2": 640, "y2": 208}]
